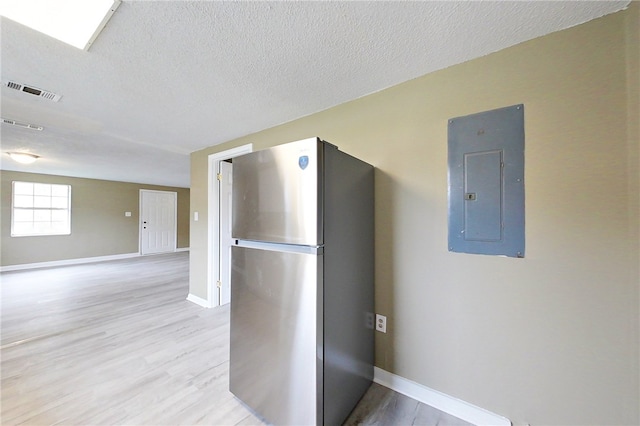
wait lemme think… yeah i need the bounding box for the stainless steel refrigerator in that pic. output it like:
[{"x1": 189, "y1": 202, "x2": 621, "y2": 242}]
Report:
[{"x1": 229, "y1": 137, "x2": 374, "y2": 426}]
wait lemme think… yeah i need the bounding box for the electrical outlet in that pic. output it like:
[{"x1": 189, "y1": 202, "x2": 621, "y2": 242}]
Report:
[{"x1": 375, "y1": 314, "x2": 387, "y2": 333}]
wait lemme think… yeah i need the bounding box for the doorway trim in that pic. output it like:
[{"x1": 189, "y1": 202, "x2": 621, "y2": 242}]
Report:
[{"x1": 207, "y1": 144, "x2": 253, "y2": 308}]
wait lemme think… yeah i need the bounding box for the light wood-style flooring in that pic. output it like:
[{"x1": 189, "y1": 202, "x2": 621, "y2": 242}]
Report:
[{"x1": 1, "y1": 252, "x2": 469, "y2": 425}]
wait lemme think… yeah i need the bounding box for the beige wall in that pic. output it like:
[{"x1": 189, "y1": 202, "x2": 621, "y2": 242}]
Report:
[
  {"x1": 190, "y1": 7, "x2": 639, "y2": 425},
  {"x1": 1, "y1": 171, "x2": 190, "y2": 266}
]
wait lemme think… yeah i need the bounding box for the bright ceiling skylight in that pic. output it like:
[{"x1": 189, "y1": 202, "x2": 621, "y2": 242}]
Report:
[{"x1": 0, "y1": 0, "x2": 121, "y2": 50}]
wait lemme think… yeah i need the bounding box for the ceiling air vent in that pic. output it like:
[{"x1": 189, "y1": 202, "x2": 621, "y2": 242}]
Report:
[
  {"x1": 1, "y1": 118, "x2": 44, "y2": 131},
  {"x1": 3, "y1": 80, "x2": 62, "y2": 102}
]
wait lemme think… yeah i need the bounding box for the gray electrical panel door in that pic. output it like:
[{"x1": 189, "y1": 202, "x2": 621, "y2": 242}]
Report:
[{"x1": 448, "y1": 104, "x2": 525, "y2": 257}]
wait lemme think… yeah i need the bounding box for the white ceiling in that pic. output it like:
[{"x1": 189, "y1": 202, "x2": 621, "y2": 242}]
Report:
[{"x1": 0, "y1": 0, "x2": 630, "y2": 188}]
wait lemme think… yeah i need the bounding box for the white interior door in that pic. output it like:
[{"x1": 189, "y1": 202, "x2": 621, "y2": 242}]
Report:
[
  {"x1": 219, "y1": 161, "x2": 233, "y2": 305},
  {"x1": 140, "y1": 190, "x2": 177, "y2": 255}
]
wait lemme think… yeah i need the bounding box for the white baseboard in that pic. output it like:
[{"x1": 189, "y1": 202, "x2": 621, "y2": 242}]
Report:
[
  {"x1": 373, "y1": 367, "x2": 511, "y2": 426},
  {"x1": 0, "y1": 252, "x2": 140, "y2": 272},
  {"x1": 175, "y1": 247, "x2": 190, "y2": 252},
  {"x1": 186, "y1": 293, "x2": 211, "y2": 308}
]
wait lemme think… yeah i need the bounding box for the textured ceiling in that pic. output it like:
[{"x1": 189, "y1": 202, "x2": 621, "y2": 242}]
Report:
[{"x1": 0, "y1": 1, "x2": 631, "y2": 187}]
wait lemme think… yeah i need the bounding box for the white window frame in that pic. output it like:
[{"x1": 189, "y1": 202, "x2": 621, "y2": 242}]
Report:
[{"x1": 11, "y1": 181, "x2": 72, "y2": 237}]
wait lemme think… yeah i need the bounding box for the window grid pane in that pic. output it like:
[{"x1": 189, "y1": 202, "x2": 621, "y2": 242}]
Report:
[
  {"x1": 13, "y1": 209, "x2": 34, "y2": 222},
  {"x1": 51, "y1": 185, "x2": 68, "y2": 197},
  {"x1": 34, "y1": 210, "x2": 52, "y2": 222},
  {"x1": 12, "y1": 222, "x2": 34, "y2": 235},
  {"x1": 14, "y1": 182, "x2": 34, "y2": 195},
  {"x1": 51, "y1": 196, "x2": 69, "y2": 209},
  {"x1": 12, "y1": 181, "x2": 71, "y2": 236},
  {"x1": 51, "y1": 210, "x2": 68, "y2": 222},
  {"x1": 34, "y1": 196, "x2": 52, "y2": 208},
  {"x1": 14, "y1": 195, "x2": 34, "y2": 208},
  {"x1": 34, "y1": 183, "x2": 51, "y2": 196}
]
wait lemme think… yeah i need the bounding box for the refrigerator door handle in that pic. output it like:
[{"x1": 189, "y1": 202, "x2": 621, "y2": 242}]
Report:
[{"x1": 235, "y1": 239, "x2": 323, "y2": 255}]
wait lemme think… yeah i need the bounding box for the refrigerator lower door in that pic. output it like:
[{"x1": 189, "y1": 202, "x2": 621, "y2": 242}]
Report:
[{"x1": 230, "y1": 244, "x2": 323, "y2": 425}]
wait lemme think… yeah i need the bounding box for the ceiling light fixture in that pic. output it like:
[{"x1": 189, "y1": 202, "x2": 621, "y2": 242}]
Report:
[
  {"x1": 0, "y1": 0, "x2": 121, "y2": 50},
  {"x1": 7, "y1": 152, "x2": 39, "y2": 164},
  {"x1": 2, "y1": 117, "x2": 44, "y2": 131}
]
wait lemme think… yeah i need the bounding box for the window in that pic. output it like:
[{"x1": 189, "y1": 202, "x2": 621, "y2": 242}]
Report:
[{"x1": 11, "y1": 181, "x2": 71, "y2": 237}]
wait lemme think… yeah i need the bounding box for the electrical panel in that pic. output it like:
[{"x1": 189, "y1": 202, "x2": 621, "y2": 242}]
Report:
[{"x1": 448, "y1": 104, "x2": 525, "y2": 258}]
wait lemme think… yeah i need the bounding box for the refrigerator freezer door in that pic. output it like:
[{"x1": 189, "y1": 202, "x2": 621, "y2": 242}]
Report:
[
  {"x1": 230, "y1": 245, "x2": 323, "y2": 425},
  {"x1": 232, "y1": 137, "x2": 322, "y2": 246}
]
